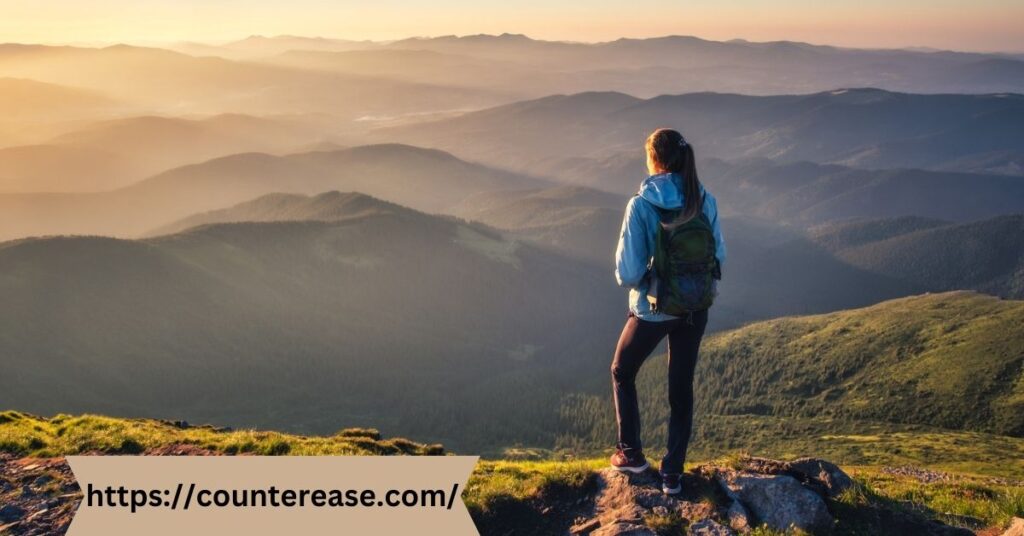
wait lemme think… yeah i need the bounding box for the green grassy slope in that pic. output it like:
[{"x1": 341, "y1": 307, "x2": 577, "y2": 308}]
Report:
[
  {"x1": 690, "y1": 416, "x2": 1024, "y2": 479},
  {"x1": 559, "y1": 292, "x2": 1024, "y2": 464},
  {"x1": 698, "y1": 292, "x2": 1024, "y2": 434},
  {"x1": 813, "y1": 215, "x2": 1024, "y2": 298}
]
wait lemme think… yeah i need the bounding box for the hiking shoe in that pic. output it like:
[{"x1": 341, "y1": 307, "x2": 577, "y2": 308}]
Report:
[
  {"x1": 610, "y1": 449, "x2": 649, "y2": 473},
  {"x1": 661, "y1": 473, "x2": 681, "y2": 495}
]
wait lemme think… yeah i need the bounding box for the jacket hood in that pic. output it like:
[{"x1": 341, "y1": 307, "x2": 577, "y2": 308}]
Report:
[{"x1": 638, "y1": 172, "x2": 687, "y2": 209}]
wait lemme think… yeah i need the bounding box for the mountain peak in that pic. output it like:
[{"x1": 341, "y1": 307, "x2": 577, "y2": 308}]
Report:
[
  {"x1": 449, "y1": 32, "x2": 533, "y2": 42},
  {"x1": 144, "y1": 190, "x2": 410, "y2": 237},
  {"x1": 817, "y1": 87, "x2": 902, "y2": 103},
  {"x1": 392, "y1": 33, "x2": 536, "y2": 45}
]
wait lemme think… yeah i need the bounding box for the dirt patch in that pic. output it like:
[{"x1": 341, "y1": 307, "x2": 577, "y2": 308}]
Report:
[{"x1": 0, "y1": 445, "x2": 221, "y2": 535}]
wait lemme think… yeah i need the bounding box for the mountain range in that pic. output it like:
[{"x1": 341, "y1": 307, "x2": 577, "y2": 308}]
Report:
[
  {"x1": 3, "y1": 34, "x2": 1023, "y2": 136},
  {"x1": 0, "y1": 144, "x2": 546, "y2": 240},
  {"x1": 531, "y1": 154, "x2": 1024, "y2": 224},
  {"x1": 4, "y1": 198, "x2": 1020, "y2": 454},
  {"x1": 2, "y1": 31, "x2": 1023, "y2": 467},
  {"x1": 0, "y1": 197, "x2": 621, "y2": 451},
  {"x1": 0, "y1": 43, "x2": 506, "y2": 117},
  {"x1": 700, "y1": 159, "x2": 1024, "y2": 224},
  {"x1": 0, "y1": 77, "x2": 117, "y2": 124},
  {"x1": 0, "y1": 78, "x2": 125, "y2": 150},
  {"x1": 200, "y1": 33, "x2": 1024, "y2": 97},
  {"x1": 448, "y1": 183, "x2": 1024, "y2": 318},
  {"x1": 0, "y1": 185, "x2": 976, "y2": 452},
  {"x1": 0, "y1": 114, "x2": 335, "y2": 192},
  {"x1": 377, "y1": 89, "x2": 1024, "y2": 178}
]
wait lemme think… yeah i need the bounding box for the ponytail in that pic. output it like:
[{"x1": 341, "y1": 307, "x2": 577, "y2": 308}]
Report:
[{"x1": 645, "y1": 128, "x2": 702, "y2": 227}]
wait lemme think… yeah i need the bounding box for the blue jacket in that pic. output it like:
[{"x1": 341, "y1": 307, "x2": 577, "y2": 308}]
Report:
[{"x1": 614, "y1": 172, "x2": 726, "y2": 321}]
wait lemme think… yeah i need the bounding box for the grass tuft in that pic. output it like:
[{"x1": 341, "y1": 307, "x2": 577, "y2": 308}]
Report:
[{"x1": 644, "y1": 510, "x2": 688, "y2": 535}]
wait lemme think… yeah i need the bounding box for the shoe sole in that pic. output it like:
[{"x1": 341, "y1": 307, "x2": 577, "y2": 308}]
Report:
[
  {"x1": 612, "y1": 461, "x2": 650, "y2": 474},
  {"x1": 662, "y1": 485, "x2": 681, "y2": 495}
]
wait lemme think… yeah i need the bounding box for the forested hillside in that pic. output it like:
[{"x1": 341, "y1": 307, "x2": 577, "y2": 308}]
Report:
[
  {"x1": 811, "y1": 215, "x2": 1024, "y2": 298},
  {"x1": 0, "y1": 205, "x2": 622, "y2": 452},
  {"x1": 559, "y1": 292, "x2": 1024, "y2": 459}
]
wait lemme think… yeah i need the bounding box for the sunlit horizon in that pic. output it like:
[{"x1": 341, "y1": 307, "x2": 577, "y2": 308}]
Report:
[
  {"x1": 26, "y1": 32, "x2": 1024, "y2": 56},
  {"x1": 3, "y1": 0, "x2": 1024, "y2": 54}
]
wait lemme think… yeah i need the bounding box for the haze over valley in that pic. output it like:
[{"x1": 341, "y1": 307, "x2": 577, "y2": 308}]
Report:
[{"x1": 1, "y1": 30, "x2": 1022, "y2": 461}]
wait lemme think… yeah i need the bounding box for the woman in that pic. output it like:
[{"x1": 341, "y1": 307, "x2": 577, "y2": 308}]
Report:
[{"x1": 610, "y1": 128, "x2": 726, "y2": 495}]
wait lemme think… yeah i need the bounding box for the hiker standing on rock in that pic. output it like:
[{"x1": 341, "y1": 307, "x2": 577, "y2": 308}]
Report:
[{"x1": 610, "y1": 128, "x2": 726, "y2": 495}]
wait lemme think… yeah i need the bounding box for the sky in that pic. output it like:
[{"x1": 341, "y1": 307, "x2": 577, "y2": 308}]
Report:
[{"x1": 2, "y1": 0, "x2": 1023, "y2": 53}]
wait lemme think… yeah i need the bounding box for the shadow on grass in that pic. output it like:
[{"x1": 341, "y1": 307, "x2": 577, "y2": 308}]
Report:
[{"x1": 830, "y1": 480, "x2": 976, "y2": 536}]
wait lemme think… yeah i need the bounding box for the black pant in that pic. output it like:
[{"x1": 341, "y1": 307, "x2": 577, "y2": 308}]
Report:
[{"x1": 611, "y1": 308, "x2": 708, "y2": 474}]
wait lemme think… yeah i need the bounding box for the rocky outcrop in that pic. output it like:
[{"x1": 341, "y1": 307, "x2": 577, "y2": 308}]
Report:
[
  {"x1": 569, "y1": 468, "x2": 724, "y2": 536},
  {"x1": 694, "y1": 456, "x2": 975, "y2": 536},
  {"x1": 569, "y1": 456, "x2": 861, "y2": 535},
  {"x1": 566, "y1": 455, "x2": 979, "y2": 536},
  {"x1": 0, "y1": 445, "x2": 221, "y2": 536},
  {"x1": 721, "y1": 456, "x2": 854, "y2": 498},
  {"x1": 593, "y1": 469, "x2": 715, "y2": 526},
  {"x1": 715, "y1": 472, "x2": 833, "y2": 533},
  {"x1": 692, "y1": 456, "x2": 853, "y2": 533},
  {"x1": 0, "y1": 454, "x2": 80, "y2": 536}
]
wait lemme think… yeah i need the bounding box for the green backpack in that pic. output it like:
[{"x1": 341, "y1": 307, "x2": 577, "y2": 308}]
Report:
[{"x1": 646, "y1": 195, "x2": 720, "y2": 315}]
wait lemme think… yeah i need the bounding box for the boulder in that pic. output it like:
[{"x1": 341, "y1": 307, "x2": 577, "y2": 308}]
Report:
[
  {"x1": 733, "y1": 456, "x2": 854, "y2": 498},
  {"x1": 718, "y1": 473, "x2": 833, "y2": 533},
  {"x1": 787, "y1": 457, "x2": 855, "y2": 497}
]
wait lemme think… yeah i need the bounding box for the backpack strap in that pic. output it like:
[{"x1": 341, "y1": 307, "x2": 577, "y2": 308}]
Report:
[{"x1": 698, "y1": 190, "x2": 711, "y2": 226}]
